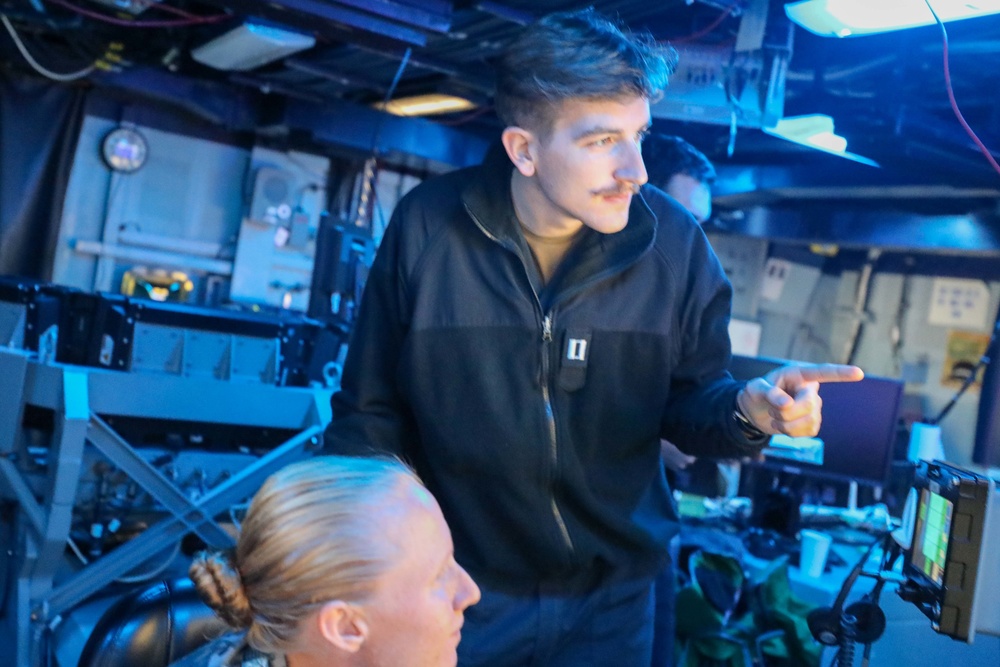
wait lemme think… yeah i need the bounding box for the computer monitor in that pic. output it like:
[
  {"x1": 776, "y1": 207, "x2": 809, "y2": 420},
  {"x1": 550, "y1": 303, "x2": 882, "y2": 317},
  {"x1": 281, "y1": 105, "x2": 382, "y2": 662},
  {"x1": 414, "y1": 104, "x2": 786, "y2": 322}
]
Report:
[
  {"x1": 730, "y1": 355, "x2": 904, "y2": 488},
  {"x1": 974, "y1": 332, "x2": 1000, "y2": 468},
  {"x1": 729, "y1": 354, "x2": 786, "y2": 385}
]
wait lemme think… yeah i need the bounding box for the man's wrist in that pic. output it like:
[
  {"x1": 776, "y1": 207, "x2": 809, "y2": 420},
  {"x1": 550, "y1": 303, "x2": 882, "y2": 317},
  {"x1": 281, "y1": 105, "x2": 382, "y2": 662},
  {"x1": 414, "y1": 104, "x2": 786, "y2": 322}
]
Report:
[{"x1": 733, "y1": 393, "x2": 766, "y2": 440}]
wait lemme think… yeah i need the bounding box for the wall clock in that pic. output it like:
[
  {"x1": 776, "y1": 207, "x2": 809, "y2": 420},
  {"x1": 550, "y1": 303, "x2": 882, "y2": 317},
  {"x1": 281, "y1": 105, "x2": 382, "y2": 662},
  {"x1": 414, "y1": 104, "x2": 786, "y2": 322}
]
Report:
[{"x1": 101, "y1": 126, "x2": 148, "y2": 173}]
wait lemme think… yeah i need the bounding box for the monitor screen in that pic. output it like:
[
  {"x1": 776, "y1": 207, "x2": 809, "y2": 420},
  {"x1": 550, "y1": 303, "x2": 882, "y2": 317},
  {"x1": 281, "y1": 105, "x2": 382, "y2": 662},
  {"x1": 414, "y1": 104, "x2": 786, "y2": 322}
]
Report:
[
  {"x1": 729, "y1": 354, "x2": 785, "y2": 383},
  {"x1": 730, "y1": 355, "x2": 904, "y2": 487},
  {"x1": 911, "y1": 488, "x2": 954, "y2": 586},
  {"x1": 974, "y1": 333, "x2": 1000, "y2": 468}
]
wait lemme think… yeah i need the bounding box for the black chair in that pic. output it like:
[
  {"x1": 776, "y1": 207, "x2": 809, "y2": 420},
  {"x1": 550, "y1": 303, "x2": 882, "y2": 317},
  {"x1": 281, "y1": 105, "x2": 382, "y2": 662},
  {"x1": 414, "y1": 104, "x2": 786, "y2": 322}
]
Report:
[{"x1": 78, "y1": 578, "x2": 229, "y2": 667}]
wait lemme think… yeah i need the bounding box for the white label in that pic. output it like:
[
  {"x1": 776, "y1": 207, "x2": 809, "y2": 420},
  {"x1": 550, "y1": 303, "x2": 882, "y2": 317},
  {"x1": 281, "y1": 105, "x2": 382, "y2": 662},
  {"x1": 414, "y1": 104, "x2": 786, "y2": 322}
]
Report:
[
  {"x1": 928, "y1": 278, "x2": 989, "y2": 329},
  {"x1": 729, "y1": 318, "x2": 762, "y2": 357},
  {"x1": 760, "y1": 258, "x2": 791, "y2": 301}
]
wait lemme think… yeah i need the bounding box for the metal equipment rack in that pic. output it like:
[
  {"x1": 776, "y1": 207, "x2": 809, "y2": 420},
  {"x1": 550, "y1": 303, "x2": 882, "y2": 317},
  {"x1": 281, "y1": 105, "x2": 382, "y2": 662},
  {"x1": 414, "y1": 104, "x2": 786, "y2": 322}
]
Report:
[{"x1": 0, "y1": 347, "x2": 328, "y2": 667}]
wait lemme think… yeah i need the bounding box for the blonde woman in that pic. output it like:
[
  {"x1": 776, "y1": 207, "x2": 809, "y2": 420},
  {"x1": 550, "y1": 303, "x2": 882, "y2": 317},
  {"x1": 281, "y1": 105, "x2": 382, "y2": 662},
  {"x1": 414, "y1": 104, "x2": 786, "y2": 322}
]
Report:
[{"x1": 177, "y1": 456, "x2": 480, "y2": 667}]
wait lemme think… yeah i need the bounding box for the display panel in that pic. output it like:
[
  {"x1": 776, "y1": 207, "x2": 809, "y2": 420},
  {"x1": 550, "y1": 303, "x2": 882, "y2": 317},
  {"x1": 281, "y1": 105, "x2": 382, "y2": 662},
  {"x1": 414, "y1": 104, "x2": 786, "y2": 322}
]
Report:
[
  {"x1": 899, "y1": 461, "x2": 995, "y2": 643},
  {"x1": 910, "y1": 488, "x2": 954, "y2": 586}
]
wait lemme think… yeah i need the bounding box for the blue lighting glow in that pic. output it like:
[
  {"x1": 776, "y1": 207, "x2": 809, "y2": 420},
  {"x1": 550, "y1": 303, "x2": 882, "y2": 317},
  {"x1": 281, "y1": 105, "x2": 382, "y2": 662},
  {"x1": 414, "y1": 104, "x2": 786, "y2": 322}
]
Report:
[{"x1": 786, "y1": 0, "x2": 1000, "y2": 37}]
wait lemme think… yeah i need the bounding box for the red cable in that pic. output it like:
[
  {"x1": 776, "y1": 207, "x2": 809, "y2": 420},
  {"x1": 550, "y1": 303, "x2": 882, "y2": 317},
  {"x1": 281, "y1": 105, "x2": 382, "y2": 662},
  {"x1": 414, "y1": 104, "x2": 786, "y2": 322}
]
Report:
[
  {"x1": 930, "y1": 3, "x2": 1000, "y2": 177},
  {"x1": 46, "y1": 0, "x2": 228, "y2": 27},
  {"x1": 138, "y1": 0, "x2": 199, "y2": 19},
  {"x1": 671, "y1": 1, "x2": 740, "y2": 45}
]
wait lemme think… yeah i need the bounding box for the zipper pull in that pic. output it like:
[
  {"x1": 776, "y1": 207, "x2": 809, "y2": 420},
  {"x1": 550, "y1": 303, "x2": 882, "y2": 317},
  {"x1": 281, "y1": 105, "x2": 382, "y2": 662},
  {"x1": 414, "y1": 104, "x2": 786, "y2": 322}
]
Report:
[{"x1": 542, "y1": 315, "x2": 553, "y2": 342}]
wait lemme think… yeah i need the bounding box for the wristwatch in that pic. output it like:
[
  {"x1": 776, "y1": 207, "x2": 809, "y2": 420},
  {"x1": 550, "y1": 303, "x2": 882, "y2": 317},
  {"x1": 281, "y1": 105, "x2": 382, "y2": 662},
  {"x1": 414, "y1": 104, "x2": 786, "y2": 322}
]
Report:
[{"x1": 733, "y1": 399, "x2": 767, "y2": 440}]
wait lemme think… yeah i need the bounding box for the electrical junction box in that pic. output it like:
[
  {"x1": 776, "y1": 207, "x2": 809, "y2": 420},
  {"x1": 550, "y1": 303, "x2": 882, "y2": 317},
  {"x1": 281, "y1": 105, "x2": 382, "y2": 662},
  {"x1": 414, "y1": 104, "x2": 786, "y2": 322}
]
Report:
[
  {"x1": 231, "y1": 149, "x2": 328, "y2": 311},
  {"x1": 248, "y1": 167, "x2": 296, "y2": 225}
]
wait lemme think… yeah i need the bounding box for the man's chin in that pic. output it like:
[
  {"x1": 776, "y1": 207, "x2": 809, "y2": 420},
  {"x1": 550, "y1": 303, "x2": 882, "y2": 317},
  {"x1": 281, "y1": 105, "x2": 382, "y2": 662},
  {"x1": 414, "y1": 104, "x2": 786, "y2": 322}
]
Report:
[{"x1": 585, "y1": 215, "x2": 629, "y2": 235}]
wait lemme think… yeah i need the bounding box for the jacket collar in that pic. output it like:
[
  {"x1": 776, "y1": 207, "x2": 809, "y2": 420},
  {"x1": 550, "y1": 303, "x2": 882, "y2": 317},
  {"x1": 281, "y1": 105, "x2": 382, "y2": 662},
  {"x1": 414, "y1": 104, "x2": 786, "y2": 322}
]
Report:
[
  {"x1": 461, "y1": 140, "x2": 658, "y2": 276},
  {"x1": 460, "y1": 141, "x2": 523, "y2": 249}
]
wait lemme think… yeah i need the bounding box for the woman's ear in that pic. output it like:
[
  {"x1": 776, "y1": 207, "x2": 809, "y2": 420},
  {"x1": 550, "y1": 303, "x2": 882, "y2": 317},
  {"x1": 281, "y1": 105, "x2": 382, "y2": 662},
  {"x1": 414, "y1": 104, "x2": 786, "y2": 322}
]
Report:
[
  {"x1": 316, "y1": 601, "x2": 369, "y2": 654},
  {"x1": 501, "y1": 126, "x2": 537, "y2": 177}
]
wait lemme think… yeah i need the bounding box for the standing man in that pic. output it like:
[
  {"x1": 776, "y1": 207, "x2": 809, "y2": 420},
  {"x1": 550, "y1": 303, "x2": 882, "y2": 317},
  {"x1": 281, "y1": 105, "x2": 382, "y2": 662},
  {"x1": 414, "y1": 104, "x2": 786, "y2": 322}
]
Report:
[{"x1": 325, "y1": 9, "x2": 862, "y2": 667}]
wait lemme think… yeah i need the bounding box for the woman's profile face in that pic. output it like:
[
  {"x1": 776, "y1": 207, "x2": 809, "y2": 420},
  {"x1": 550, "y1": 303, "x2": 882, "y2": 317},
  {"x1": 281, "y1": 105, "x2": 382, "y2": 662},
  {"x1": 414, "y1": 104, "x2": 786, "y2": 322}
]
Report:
[{"x1": 361, "y1": 481, "x2": 480, "y2": 667}]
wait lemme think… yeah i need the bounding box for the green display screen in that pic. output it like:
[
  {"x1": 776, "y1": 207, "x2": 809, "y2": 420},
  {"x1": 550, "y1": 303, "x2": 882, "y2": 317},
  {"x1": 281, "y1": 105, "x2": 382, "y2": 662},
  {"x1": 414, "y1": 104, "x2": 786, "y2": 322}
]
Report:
[{"x1": 912, "y1": 488, "x2": 954, "y2": 586}]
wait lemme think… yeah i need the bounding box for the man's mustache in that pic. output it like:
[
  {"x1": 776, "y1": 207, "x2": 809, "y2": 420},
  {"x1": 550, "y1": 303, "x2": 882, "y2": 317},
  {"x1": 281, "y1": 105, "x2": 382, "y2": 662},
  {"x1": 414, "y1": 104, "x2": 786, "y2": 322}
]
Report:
[{"x1": 592, "y1": 183, "x2": 640, "y2": 197}]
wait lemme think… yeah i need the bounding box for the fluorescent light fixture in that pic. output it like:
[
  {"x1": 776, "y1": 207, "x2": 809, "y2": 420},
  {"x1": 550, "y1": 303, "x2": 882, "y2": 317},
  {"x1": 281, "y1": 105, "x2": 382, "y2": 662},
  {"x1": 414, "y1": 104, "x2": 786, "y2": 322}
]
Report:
[
  {"x1": 375, "y1": 94, "x2": 476, "y2": 117},
  {"x1": 192, "y1": 23, "x2": 315, "y2": 71},
  {"x1": 763, "y1": 114, "x2": 880, "y2": 166},
  {"x1": 786, "y1": 0, "x2": 1000, "y2": 37},
  {"x1": 806, "y1": 130, "x2": 848, "y2": 153}
]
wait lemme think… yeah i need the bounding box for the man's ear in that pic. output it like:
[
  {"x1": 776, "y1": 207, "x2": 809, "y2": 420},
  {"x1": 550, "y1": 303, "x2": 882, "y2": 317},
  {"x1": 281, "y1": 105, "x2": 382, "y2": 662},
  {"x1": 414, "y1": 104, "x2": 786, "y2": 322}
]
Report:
[
  {"x1": 501, "y1": 126, "x2": 537, "y2": 177},
  {"x1": 316, "y1": 601, "x2": 369, "y2": 654}
]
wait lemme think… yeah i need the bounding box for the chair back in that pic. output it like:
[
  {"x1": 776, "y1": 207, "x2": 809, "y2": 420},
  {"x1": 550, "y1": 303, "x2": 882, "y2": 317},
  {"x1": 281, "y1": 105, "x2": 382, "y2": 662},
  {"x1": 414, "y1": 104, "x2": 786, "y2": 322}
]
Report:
[{"x1": 77, "y1": 578, "x2": 229, "y2": 667}]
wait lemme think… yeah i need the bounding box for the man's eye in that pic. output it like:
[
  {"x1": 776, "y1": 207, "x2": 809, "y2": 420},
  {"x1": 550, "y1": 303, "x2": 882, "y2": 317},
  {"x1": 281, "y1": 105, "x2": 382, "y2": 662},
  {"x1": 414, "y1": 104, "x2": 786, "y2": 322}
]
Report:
[{"x1": 591, "y1": 137, "x2": 615, "y2": 147}]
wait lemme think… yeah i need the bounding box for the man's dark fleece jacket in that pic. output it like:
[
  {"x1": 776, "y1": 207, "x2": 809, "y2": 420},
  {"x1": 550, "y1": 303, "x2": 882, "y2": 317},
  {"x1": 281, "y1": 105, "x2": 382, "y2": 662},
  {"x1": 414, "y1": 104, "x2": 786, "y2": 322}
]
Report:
[{"x1": 325, "y1": 145, "x2": 766, "y2": 592}]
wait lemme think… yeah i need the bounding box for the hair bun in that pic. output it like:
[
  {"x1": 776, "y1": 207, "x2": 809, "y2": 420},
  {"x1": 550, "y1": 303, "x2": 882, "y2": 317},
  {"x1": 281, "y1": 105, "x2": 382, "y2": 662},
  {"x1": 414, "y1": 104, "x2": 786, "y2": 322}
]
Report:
[{"x1": 190, "y1": 551, "x2": 254, "y2": 629}]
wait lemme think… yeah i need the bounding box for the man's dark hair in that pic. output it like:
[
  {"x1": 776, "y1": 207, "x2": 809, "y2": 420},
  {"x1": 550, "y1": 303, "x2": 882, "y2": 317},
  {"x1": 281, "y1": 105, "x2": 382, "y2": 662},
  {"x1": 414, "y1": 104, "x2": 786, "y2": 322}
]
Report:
[
  {"x1": 494, "y1": 8, "x2": 677, "y2": 135},
  {"x1": 643, "y1": 134, "x2": 716, "y2": 187}
]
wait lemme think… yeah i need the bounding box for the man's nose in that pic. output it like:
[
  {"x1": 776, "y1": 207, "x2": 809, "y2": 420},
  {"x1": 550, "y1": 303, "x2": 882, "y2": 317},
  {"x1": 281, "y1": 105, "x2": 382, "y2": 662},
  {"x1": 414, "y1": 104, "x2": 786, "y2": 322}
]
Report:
[{"x1": 616, "y1": 139, "x2": 647, "y2": 186}]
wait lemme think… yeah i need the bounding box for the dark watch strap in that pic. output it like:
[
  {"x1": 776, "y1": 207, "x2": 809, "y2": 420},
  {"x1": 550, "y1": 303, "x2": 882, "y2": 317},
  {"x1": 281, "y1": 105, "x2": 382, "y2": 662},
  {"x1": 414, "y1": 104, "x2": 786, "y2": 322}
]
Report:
[{"x1": 733, "y1": 400, "x2": 766, "y2": 439}]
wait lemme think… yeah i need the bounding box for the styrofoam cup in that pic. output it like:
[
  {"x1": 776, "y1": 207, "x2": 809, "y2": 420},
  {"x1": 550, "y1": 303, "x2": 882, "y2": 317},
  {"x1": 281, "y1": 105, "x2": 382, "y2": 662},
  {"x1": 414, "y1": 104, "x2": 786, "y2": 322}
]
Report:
[
  {"x1": 908, "y1": 422, "x2": 946, "y2": 462},
  {"x1": 800, "y1": 529, "x2": 833, "y2": 578}
]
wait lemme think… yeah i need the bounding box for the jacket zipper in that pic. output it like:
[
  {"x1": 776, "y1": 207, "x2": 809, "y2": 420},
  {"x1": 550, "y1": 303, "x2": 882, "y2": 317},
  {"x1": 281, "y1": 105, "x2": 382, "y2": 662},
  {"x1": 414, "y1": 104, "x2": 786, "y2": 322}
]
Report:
[
  {"x1": 542, "y1": 313, "x2": 574, "y2": 555},
  {"x1": 465, "y1": 204, "x2": 574, "y2": 557}
]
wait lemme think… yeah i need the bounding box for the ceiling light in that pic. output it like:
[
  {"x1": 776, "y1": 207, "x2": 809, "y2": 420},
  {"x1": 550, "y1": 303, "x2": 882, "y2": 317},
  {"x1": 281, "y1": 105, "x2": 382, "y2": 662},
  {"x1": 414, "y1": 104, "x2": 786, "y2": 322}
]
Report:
[
  {"x1": 192, "y1": 23, "x2": 315, "y2": 71},
  {"x1": 763, "y1": 114, "x2": 880, "y2": 166},
  {"x1": 786, "y1": 0, "x2": 1000, "y2": 37},
  {"x1": 375, "y1": 94, "x2": 476, "y2": 117}
]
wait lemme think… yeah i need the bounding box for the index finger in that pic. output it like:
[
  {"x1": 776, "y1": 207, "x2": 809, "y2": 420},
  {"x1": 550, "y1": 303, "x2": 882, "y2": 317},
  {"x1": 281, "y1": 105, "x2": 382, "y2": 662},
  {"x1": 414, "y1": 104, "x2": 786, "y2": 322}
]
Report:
[{"x1": 770, "y1": 363, "x2": 864, "y2": 385}]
